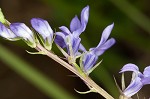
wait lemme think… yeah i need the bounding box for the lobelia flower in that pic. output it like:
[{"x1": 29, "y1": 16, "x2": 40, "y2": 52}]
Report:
[
  {"x1": 0, "y1": 22, "x2": 17, "y2": 40},
  {"x1": 10, "y1": 23, "x2": 36, "y2": 48},
  {"x1": 81, "y1": 23, "x2": 115, "y2": 74},
  {"x1": 54, "y1": 6, "x2": 89, "y2": 63},
  {"x1": 31, "y1": 18, "x2": 54, "y2": 50},
  {"x1": 120, "y1": 63, "x2": 150, "y2": 98}
]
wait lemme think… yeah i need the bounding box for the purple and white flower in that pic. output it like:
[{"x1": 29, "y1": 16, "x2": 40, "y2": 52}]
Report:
[
  {"x1": 120, "y1": 63, "x2": 150, "y2": 98},
  {"x1": 10, "y1": 23, "x2": 36, "y2": 47},
  {"x1": 31, "y1": 18, "x2": 54, "y2": 50},
  {"x1": 54, "y1": 6, "x2": 89, "y2": 63},
  {"x1": 82, "y1": 23, "x2": 115, "y2": 73},
  {"x1": 0, "y1": 22, "x2": 17, "y2": 40}
]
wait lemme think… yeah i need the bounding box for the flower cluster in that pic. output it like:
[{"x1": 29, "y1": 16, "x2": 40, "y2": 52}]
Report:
[
  {"x1": 0, "y1": 4, "x2": 149, "y2": 99},
  {"x1": 55, "y1": 6, "x2": 89, "y2": 64},
  {"x1": 0, "y1": 18, "x2": 53, "y2": 49},
  {"x1": 0, "y1": 5, "x2": 116, "y2": 74},
  {"x1": 120, "y1": 63, "x2": 150, "y2": 98},
  {"x1": 54, "y1": 6, "x2": 115, "y2": 73}
]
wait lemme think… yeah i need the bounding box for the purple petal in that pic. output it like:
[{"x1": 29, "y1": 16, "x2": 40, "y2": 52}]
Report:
[
  {"x1": 123, "y1": 77, "x2": 143, "y2": 97},
  {"x1": 143, "y1": 66, "x2": 150, "y2": 77},
  {"x1": 71, "y1": 36, "x2": 81, "y2": 55},
  {"x1": 31, "y1": 18, "x2": 53, "y2": 39},
  {"x1": 93, "y1": 38, "x2": 115, "y2": 56},
  {"x1": 10, "y1": 23, "x2": 33, "y2": 41},
  {"x1": 80, "y1": 5, "x2": 89, "y2": 31},
  {"x1": 72, "y1": 5, "x2": 89, "y2": 37},
  {"x1": 97, "y1": 23, "x2": 114, "y2": 47},
  {"x1": 70, "y1": 16, "x2": 81, "y2": 32},
  {"x1": 83, "y1": 52, "x2": 98, "y2": 72},
  {"x1": 59, "y1": 26, "x2": 71, "y2": 35},
  {"x1": 66, "y1": 34, "x2": 81, "y2": 55},
  {"x1": 79, "y1": 43, "x2": 86, "y2": 52},
  {"x1": 98, "y1": 38, "x2": 115, "y2": 49},
  {"x1": 92, "y1": 48, "x2": 105, "y2": 57},
  {"x1": 55, "y1": 32, "x2": 67, "y2": 48},
  {"x1": 141, "y1": 66, "x2": 150, "y2": 85},
  {"x1": 120, "y1": 63, "x2": 139, "y2": 73},
  {"x1": 0, "y1": 22, "x2": 16, "y2": 39},
  {"x1": 141, "y1": 76, "x2": 150, "y2": 85},
  {"x1": 89, "y1": 47, "x2": 95, "y2": 51}
]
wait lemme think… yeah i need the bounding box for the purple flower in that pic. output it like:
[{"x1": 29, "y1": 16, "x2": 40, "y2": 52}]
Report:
[
  {"x1": 54, "y1": 6, "x2": 89, "y2": 63},
  {"x1": 31, "y1": 18, "x2": 53, "y2": 50},
  {"x1": 120, "y1": 63, "x2": 150, "y2": 98},
  {"x1": 0, "y1": 22, "x2": 17, "y2": 40},
  {"x1": 82, "y1": 23, "x2": 115, "y2": 73},
  {"x1": 82, "y1": 52, "x2": 98, "y2": 72},
  {"x1": 10, "y1": 23, "x2": 36, "y2": 47}
]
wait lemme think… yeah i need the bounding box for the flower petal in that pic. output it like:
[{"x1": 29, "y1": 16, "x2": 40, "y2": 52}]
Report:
[
  {"x1": 123, "y1": 77, "x2": 143, "y2": 97},
  {"x1": 73, "y1": 5, "x2": 89, "y2": 37},
  {"x1": 143, "y1": 66, "x2": 150, "y2": 77},
  {"x1": 0, "y1": 22, "x2": 16, "y2": 39},
  {"x1": 120, "y1": 63, "x2": 139, "y2": 73},
  {"x1": 93, "y1": 38, "x2": 115, "y2": 56},
  {"x1": 98, "y1": 38, "x2": 115, "y2": 49},
  {"x1": 55, "y1": 32, "x2": 67, "y2": 48},
  {"x1": 80, "y1": 5, "x2": 89, "y2": 31},
  {"x1": 141, "y1": 76, "x2": 150, "y2": 85},
  {"x1": 10, "y1": 23, "x2": 33, "y2": 41},
  {"x1": 31, "y1": 18, "x2": 53, "y2": 39},
  {"x1": 97, "y1": 23, "x2": 114, "y2": 47},
  {"x1": 141, "y1": 66, "x2": 150, "y2": 85},
  {"x1": 59, "y1": 26, "x2": 71, "y2": 35},
  {"x1": 83, "y1": 52, "x2": 98, "y2": 72},
  {"x1": 71, "y1": 35, "x2": 81, "y2": 55},
  {"x1": 79, "y1": 43, "x2": 86, "y2": 52},
  {"x1": 70, "y1": 15, "x2": 81, "y2": 32}
]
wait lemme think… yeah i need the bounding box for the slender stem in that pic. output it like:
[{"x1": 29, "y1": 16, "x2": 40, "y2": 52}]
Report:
[
  {"x1": 119, "y1": 95, "x2": 131, "y2": 99},
  {"x1": 36, "y1": 44, "x2": 114, "y2": 99}
]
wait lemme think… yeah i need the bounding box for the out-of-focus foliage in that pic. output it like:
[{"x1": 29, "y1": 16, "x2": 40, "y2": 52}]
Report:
[
  {"x1": 0, "y1": 44, "x2": 78, "y2": 99},
  {"x1": 0, "y1": 0, "x2": 150, "y2": 99}
]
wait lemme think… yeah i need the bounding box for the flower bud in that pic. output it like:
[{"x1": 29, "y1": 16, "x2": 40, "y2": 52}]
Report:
[{"x1": 10, "y1": 23, "x2": 36, "y2": 48}]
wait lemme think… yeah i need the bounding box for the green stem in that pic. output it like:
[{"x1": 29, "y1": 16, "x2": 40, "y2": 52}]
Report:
[
  {"x1": 36, "y1": 44, "x2": 114, "y2": 99},
  {"x1": 119, "y1": 95, "x2": 131, "y2": 99}
]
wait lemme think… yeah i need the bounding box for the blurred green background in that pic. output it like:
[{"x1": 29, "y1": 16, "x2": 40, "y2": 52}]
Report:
[{"x1": 0, "y1": 0, "x2": 150, "y2": 99}]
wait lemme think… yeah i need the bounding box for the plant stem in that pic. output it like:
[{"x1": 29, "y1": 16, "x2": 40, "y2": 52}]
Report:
[
  {"x1": 36, "y1": 44, "x2": 114, "y2": 99},
  {"x1": 119, "y1": 95, "x2": 131, "y2": 99}
]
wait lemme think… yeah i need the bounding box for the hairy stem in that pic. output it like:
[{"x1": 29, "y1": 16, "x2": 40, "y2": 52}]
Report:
[{"x1": 36, "y1": 44, "x2": 114, "y2": 99}]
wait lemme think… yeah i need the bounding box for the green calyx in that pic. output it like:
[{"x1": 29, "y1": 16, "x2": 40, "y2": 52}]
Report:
[{"x1": 0, "y1": 8, "x2": 6, "y2": 24}]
